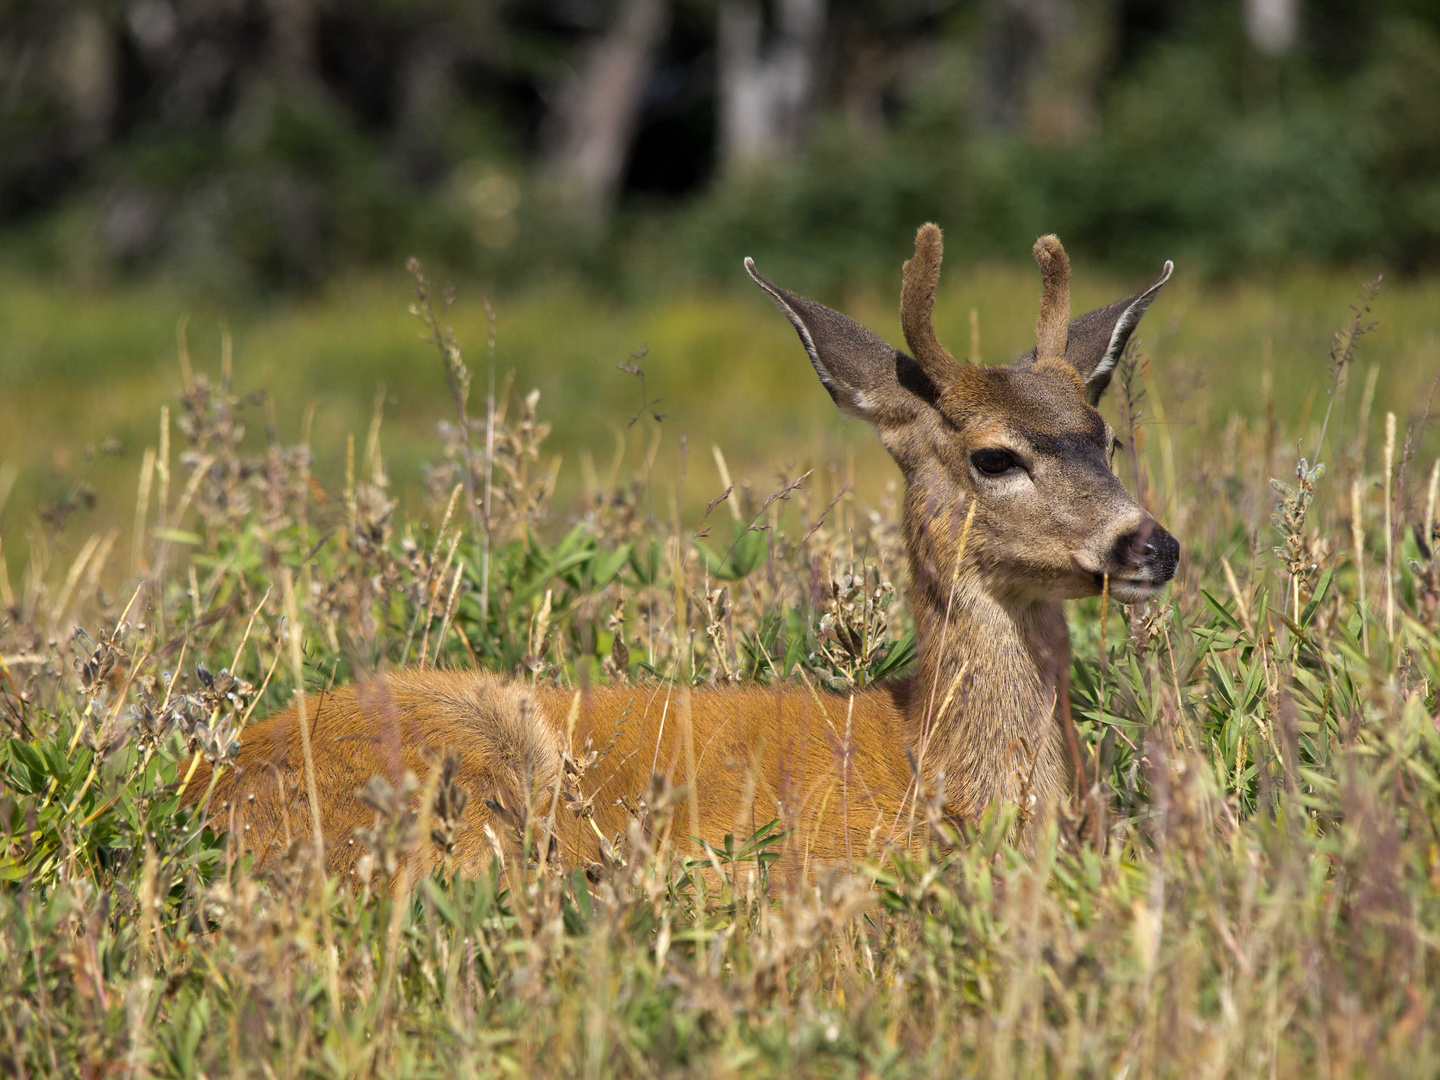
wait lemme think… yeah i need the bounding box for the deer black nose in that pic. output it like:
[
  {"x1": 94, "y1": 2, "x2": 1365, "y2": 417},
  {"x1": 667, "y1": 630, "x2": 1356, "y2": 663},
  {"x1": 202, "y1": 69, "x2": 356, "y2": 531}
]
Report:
[
  {"x1": 1113, "y1": 520, "x2": 1179, "y2": 582},
  {"x1": 1144, "y1": 527, "x2": 1179, "y2": 581}
]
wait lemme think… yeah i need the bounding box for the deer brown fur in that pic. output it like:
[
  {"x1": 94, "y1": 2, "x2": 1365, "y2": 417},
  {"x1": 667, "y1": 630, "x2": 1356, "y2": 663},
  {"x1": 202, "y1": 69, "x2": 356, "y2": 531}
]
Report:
[{"x1": 186, "y1": 226, "x2": 1179, "y2": 882}]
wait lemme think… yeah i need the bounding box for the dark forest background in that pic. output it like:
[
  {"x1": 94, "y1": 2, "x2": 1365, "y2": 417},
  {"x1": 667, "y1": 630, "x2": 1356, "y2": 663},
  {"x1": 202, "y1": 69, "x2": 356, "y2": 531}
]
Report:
[{"x1": 4, "y1": 0, "x2": 1440, "y2": 297}]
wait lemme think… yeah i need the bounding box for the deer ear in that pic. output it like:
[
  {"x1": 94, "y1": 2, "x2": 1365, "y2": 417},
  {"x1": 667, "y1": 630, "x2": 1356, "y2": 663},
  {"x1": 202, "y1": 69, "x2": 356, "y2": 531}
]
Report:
[
  {"x1": 1015, "y1": 260, "x2": 1173, "y2": 406},
  {"x1": 745, "y1": 258, "x2": 938, "y2": 422},
  {"x1": 1068, "y1": 260, "x2": 1173, "y2": 403}
]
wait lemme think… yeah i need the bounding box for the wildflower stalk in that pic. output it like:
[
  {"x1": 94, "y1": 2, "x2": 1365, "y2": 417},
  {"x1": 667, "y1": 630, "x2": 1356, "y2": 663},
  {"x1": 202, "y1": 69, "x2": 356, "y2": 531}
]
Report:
[
  {"x1": 408, "y1": 257, "x2": 486, "y2": 614},
  {"x1": 1351, "y1": 479, "x2": 1368, "y2": 655},
  {"x1": 481, "y1": 297, "x2": 498, "y2": 623},
  {"x1": 1383, "y1": 412, "x2": 1395, "y2": 641},
  {"x1": 282, "y1": 568, "x2": 342, "y2": 1020}
]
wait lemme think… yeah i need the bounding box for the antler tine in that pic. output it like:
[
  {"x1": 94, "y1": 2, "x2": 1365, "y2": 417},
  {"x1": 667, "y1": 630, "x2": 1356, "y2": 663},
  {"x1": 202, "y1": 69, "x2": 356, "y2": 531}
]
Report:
[
  {"x1": 901, "y1": 223, "x2": 965, "y2": 384},
  {"x1": 1032, "y1": 234, "x2": 1071, "y2": 367}
]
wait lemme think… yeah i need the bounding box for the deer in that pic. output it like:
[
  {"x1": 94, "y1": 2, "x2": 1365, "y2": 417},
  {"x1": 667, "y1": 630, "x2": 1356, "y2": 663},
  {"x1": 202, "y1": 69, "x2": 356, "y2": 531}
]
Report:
[{"x1": 186, "y1": 225, "x2": 1177, "y2": 881}]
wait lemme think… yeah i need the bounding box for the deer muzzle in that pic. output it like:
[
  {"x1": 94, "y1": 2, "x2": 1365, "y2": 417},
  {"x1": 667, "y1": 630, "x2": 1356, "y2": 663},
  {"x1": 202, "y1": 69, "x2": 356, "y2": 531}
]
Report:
[{"x1": 1103, "y1": 518, "x2": 1179, "y2": 601}]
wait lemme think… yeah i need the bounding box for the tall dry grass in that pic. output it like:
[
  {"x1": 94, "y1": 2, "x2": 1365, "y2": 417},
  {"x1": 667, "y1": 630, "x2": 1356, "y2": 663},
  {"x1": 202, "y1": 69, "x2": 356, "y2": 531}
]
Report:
[{"x1": 1, "y1": 268, "x2": 1438, "y2": 1077}]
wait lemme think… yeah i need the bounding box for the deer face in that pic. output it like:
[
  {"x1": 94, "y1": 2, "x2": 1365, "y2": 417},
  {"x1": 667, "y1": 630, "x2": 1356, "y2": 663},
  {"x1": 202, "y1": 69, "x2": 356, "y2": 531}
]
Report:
[
  {"x1": 747, "y1": 226, "x2": 1178, "y2": 607},
  {"x1": 928, "y1": 364, "x2": 1178, "y2": 603}
]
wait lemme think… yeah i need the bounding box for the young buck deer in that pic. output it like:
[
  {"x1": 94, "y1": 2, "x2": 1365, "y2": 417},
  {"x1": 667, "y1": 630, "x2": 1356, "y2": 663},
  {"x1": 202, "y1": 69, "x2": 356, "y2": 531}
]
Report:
[{"x1": 188, "y1": 226, "x2": 1177, "y2": 878}]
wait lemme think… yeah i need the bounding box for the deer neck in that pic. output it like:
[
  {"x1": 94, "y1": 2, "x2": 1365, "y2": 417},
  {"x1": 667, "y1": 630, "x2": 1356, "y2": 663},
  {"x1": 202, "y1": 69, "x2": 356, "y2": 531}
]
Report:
[{"x1": 901, "y1": 491, "x2": 1072, "y2": 817}]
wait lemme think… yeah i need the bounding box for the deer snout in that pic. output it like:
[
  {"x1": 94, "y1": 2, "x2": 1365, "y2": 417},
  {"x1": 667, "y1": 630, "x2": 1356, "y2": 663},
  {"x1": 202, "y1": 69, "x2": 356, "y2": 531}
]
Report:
[{"x1": 1111, "y1": 519, "x2": 1179, "y2": 583}]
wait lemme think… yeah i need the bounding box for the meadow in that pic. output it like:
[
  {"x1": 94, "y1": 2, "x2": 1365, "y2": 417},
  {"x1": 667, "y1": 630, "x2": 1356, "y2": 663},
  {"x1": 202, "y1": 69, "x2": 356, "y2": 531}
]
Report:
[
  {"x1": 4, "y1": 261, "x2": 1440, "y2": 553},
  {"x1": 1, "y1": 258, "x2": 1439, "y2": 1077}
]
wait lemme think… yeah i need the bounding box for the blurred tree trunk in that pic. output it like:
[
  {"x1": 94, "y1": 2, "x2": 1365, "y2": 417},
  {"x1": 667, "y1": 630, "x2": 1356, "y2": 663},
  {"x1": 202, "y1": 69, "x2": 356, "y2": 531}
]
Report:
[
  {"x1": 396, "y1": 31, "x2": 459, "y2": 180},
  {"x1": 976, "y1": 0, "x2": 1113, "y2": 144},
  {"x1": 717, "y1": 0, "x2": 827, "y2": 173},
  {"x1": 542, "y1": 0, "x2": 671, "y2": 228},
  {"x1": 52, "y1": 10, "x2": 117, "y2": 153},
  {"x1": 265, "y1": 0, "x2": 318, "y2": 84},
  {"x1": 1244, "y1": 0, "x2": 1300, "y2": 55}
]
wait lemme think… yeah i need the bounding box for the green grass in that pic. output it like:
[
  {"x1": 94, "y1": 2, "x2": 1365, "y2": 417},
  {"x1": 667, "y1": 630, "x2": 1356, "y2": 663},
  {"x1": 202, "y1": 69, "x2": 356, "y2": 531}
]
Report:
[
  {"x1": 1, "y1": 263, "x2": 1439, "y2": 1076},
  {"x1": 3, "y1": 263, "x2": 1438, "y2": 562}
]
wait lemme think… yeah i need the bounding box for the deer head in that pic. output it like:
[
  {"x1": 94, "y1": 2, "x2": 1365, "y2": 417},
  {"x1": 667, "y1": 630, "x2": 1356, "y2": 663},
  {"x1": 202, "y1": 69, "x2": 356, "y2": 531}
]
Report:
[{"x1": 746, "y1": 225, "x2": 1178, "y2": 607}]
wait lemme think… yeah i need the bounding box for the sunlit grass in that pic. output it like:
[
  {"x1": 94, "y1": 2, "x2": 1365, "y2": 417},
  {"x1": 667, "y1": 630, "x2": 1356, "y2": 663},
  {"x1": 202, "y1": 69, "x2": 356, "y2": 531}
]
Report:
[
  {"x1": 1, "y1": 258, "x2": 1439, "y2": 1076},
  {"x1": 4, "y1": 264, "x2": 1437, "y2": 565}
]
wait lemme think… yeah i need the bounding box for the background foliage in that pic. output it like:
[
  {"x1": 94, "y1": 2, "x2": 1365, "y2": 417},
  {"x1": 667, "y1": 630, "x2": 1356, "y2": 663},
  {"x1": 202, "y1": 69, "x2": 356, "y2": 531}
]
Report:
[{"x1": 3, "y1": 0, "x2": 1440, "y2": 294}]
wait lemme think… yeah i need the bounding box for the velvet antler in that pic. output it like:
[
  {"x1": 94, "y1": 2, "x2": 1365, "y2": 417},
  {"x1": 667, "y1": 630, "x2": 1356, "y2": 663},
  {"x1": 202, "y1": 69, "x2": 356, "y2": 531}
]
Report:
[
  {"x1": 900, "y1": 223, "x2": 965, "y2": 386},
  {"x1": 1032, "y1": 234, "x2": 1072, "y2": 368}
]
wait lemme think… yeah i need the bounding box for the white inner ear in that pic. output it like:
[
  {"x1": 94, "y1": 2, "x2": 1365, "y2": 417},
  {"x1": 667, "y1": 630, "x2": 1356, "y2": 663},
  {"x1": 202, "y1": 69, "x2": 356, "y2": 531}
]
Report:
[
  {"x1": 745, "y1": 256, "x2": 870, "y2": 418},
  {"x1": 745, "y1": 256, "x2": 820, "y2": 372},
  {"x1": 1086, "y1": 260, "x2": 1174, "y2": 388}
]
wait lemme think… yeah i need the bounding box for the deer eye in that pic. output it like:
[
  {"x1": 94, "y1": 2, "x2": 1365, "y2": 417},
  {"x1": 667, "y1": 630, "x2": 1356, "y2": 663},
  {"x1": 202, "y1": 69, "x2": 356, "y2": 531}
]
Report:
[{"x1": 970, "y1": 449, "x2": 1020, "y2": 476}]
